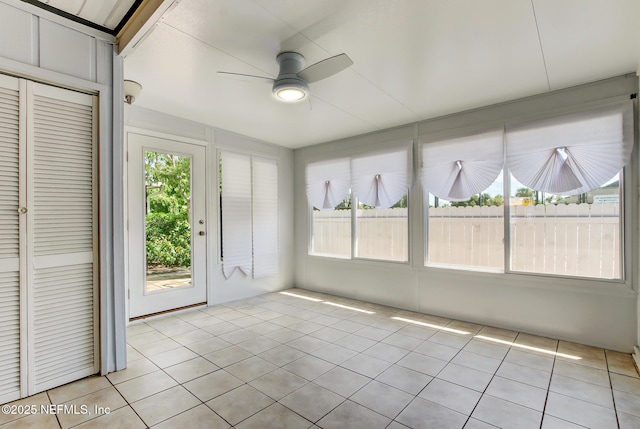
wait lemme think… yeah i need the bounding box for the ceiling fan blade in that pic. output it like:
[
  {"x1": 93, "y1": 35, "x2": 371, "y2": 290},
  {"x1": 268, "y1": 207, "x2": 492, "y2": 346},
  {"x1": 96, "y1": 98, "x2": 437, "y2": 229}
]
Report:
[
  {"x1": 297, "y1": 53, "x2": 353, "y2": 83},
  {"x1": 216, "y1": 71, "x2": 273, "y2": 83}
]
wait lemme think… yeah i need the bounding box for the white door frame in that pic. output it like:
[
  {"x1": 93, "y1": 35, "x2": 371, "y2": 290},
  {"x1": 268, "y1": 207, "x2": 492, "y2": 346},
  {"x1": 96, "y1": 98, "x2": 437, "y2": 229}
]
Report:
[{"x1": 127, "y1": 132, "x2": 207, "y2": 319}]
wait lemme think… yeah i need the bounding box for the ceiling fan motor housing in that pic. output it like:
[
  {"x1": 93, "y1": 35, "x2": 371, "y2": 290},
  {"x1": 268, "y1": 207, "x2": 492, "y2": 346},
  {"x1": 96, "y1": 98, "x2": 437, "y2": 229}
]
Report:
[{"x1": 273, "y1": 52, "x2": 309, "y2": 101}]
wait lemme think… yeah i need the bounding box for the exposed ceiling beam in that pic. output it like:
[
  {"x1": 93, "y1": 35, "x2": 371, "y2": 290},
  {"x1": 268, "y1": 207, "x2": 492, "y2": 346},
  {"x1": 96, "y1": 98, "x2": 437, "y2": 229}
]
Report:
[{"x1": 117, "y1": 0, "x2": 177, "y2": 57}]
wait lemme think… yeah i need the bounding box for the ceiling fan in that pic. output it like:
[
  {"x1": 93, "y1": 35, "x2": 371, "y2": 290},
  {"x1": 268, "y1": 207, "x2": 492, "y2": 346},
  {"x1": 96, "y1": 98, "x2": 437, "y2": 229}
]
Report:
[{"x1": 217, "y1": 51, "x2": 353, "y2": 102}]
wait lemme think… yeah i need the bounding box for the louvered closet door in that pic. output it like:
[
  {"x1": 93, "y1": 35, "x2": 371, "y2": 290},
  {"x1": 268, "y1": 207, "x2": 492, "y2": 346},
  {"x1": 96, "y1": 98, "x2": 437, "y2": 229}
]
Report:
[
  {"x1": 28, "y1": 82, "x2": 97, "y2": 393},
  {"x1": 0, "y1": 75, "x2": 22, "y2": 404}
]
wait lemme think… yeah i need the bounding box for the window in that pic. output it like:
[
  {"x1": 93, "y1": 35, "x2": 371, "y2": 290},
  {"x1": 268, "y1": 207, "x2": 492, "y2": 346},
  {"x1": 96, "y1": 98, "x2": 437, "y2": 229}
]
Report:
[
  {"x1": 356, "y1": 192, "x2": 408, "y2": 261},
  {"x1": 422, "y1": 101, "x2": 632, "y2": 280},
  {"x1": 310, "y1": 193, "x2": 352, "y2": 258},
  {"x1": 427, "y1": 176, "x2": 504, "y2": 270},
  {"x1": 506, "y1": 101, "x2": 632, "y2": 280},
  {"x1": 307, "y1": 158, "x2": 351, "y2": 258},
  {"x1": 422, "y1": 130, "x2": 504, "y2": 270},
  {"x1": 352, "y1": 148, "x2": 410, "y2": 262},
  {"x1": 509, "y1": 174, "x2": 622, "y2": 279},
  {"x1": 307, "y1": 145, "x2": 411, "y2": 262},
  {"x1": 219, "y1": 151, "x2": 279, "y2": 278}
]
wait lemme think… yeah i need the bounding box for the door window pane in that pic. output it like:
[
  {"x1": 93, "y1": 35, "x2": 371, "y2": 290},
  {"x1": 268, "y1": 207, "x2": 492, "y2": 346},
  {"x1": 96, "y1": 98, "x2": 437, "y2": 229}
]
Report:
[{"x1": 144, "y1": 151, "x2": 192, "y2": 292}]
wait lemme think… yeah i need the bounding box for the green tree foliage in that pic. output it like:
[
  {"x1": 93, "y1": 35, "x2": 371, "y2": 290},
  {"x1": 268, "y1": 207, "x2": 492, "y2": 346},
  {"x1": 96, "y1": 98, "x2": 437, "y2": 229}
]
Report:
[
  {"x1": 146, "y1": 152, "x2": 191, "y2": 215},
  {"x1": 392, "y1": 193, "x2": 408, "y2": 209},
  {"x1": 450, "y1": 193, "x2": 504, "y2": 207},
  {"x1": 146, "y1": 213, "x2": 191, "y2": 267},
  {"x1": 515, "y1": 187, "x2": 534, "y2": 198},
  {"x1": 145, "y1": 152, "x2": 191, "y2": 267}
]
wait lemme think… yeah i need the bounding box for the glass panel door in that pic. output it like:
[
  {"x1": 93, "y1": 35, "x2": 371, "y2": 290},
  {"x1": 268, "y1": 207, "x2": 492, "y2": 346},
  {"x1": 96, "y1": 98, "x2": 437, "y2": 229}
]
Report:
[
  {"x1": 128, "y1": 133, "x2": 207, "y2": 319},
  {"x1": 144, "y1": 151, "x2": 193, "y2": 292}
]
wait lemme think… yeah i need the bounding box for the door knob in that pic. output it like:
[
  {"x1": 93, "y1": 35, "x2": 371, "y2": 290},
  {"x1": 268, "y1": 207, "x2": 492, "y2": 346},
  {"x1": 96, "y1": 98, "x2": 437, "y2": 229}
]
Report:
[{"x1": 199, "y1": 231, "x2": 206, "y2": 236}]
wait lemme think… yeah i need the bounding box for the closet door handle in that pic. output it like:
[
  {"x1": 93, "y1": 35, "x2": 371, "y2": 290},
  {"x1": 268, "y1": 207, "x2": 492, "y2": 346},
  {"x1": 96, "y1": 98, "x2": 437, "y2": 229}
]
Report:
[{"x1": 18, "y1": 207, "x2": 28, "y2": 214}]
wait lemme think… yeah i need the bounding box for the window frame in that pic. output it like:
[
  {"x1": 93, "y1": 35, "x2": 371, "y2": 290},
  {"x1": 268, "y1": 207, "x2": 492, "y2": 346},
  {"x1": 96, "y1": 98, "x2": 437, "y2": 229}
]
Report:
[
  {"x1": 353, "y1": 190, "x2": 410, "y2": 263},
  {"x1": 421, "y1": 101, "x2": 632, "y2": 283},
  {"x1": 308, "y1": 191, "x2": 353, "y2": 260},
  {"x1": 308, "y1": 187, "x2": 412, "y2": 264},
  {"x1": 503, "y1": 167, "x2": 626, "y2": 283},
  {"x1": 423, "y1": 166, "x2": 628, "y2": 282},
  {"x1": 307, "y1": 143, "x2": 413, "y2": 264},
  {"x1": 423, "y1": 174, "x2": 506, "y2": 273}
]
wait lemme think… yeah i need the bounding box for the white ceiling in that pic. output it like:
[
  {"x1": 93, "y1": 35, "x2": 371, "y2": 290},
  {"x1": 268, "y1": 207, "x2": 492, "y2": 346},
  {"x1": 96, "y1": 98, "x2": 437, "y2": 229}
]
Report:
[
  {"x1": 123, "y1": 0, "x2": 640, "y2": 149},
  {"x1": 34, "y1": 0, "x2": 137, "y2": 30}
]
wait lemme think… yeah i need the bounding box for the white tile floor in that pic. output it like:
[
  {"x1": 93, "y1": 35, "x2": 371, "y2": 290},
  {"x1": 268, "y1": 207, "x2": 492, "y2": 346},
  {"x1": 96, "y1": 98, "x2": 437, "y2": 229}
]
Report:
[{"x1": 2, "y1": 288, "x2": 639, "y2": 428}]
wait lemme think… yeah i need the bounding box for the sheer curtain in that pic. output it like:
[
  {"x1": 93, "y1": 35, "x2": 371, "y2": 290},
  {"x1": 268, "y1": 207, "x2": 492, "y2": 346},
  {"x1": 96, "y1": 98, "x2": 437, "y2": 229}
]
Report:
[
  {"x1": 420, "y1": 130, "x2": 504, "y2": 202},
  {"x1": 506, "y1": 101, "x2": 633, "y2": 194},
  {"x1": 351, "y1": 146, "x2": 411, "y2": 208},
  {"x1": 305, "y1": 158, "x2": 351, "y2": 210}
]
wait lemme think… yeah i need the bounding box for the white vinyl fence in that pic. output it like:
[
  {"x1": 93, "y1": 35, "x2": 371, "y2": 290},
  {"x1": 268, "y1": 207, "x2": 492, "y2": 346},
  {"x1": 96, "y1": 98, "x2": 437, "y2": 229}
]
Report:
[
  {"x1": 311, "y1": 208, "x2": 408, "y2": 261},
  {"x1": 312, "y1": 203, "x2": 620, "y2": 278},
  {"x1": 509, "y1": 203, "x2": 620, "y2": 278}
]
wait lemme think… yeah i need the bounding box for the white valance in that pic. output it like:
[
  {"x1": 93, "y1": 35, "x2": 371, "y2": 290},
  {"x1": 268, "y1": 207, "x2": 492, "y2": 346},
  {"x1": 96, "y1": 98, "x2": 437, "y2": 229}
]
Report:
[
  {"x1": 506, "y1": 101, "x2": 633, "y2": 194},
  {"x1": 421, "y1": 130, "x2": 504, "y2": 201},
  {"x1": 306, "y1": 158, "x2": 351, "y2": 210},
  {"x1": 351, "y1": 146, "x2": 411, "y2": 208}
]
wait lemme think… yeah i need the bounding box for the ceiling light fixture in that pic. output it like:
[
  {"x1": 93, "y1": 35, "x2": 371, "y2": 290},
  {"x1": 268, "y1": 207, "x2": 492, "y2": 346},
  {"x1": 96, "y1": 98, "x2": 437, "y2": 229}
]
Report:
[
  {"x1": 123, "y1": 79, "x2": 142, "y2": 104},
  {"x1": 218, "y1": 50, "x2": 353, "y2": 104},
  {"x1": 272, "y1": 77, "x2": 308, "y2": 102}
]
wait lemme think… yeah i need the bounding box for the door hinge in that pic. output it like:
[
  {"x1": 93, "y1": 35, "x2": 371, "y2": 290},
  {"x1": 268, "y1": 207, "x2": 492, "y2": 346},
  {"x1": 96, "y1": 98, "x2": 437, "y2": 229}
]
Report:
[{"x1": 128, "y1": 289, "x2": 130, "y2": 299}]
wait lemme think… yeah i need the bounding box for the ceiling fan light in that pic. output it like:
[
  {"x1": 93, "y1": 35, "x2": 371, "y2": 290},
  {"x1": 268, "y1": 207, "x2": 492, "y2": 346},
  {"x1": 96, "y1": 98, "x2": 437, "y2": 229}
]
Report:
[
  {"x1": 273, "y1": 79, "x2": 308, "y2": 102},
  {"x1": 277, "y1": 87, "x2": 306, "y2": 101}
]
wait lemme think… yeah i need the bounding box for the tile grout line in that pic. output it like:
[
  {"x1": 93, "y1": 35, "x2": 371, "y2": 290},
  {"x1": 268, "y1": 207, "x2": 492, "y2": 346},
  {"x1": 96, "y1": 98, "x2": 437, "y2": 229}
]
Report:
[
  {"x1": 117, "y1": 321, "x2": 232, "y2": 429},
  {"x1": 458, "y1": 332, "x2": 511, "y2": 429},
  {"x1": 605, "y1": 352, "x2": 622, "y2": 429},
  {"x1": 537, "y1": 336, "x2": 557, "y2": 429},
  {"x1": 20, "y1": 290, "x2": 639, "y2": 429},
  {"x1": 104, "y1": 374, "x2": 150, "y2": 428},
  {"x1": 44, "y1": 390, "x2": 62, "y2": 429}
]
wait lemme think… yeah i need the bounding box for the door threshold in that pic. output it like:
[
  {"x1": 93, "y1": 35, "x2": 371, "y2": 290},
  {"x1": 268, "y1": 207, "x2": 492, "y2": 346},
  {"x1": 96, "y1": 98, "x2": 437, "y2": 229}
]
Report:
[{"x1": 129, "y1": 302, "x2": 207, "y2": 322}]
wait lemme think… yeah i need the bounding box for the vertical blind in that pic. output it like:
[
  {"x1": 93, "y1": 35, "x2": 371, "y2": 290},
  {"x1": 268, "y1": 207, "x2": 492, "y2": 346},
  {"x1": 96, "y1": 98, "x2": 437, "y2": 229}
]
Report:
[
  {"x1": 221, "y1": 151, "x2": 253, "y2": 278},
  {"x1": 421, "y1": 130, "x2": 504, "y2": 201},
  {"x1": 252, "y1": 157, "x2": 278, "y2": 278},
  {"x1": 221, "y1": 151, "x2": 279, "y2": 279}
]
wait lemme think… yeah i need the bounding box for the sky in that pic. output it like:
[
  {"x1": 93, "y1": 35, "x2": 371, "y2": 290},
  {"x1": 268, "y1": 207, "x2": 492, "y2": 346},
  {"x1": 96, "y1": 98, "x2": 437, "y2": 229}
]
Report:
[{"x1": 427, "y1": 171, "x2": 620, "y2": 206}]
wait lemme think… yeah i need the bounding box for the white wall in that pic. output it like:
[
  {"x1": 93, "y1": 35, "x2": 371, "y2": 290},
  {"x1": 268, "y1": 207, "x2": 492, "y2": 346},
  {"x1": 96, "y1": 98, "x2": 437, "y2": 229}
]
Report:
[
  {"x1": 0, "y1": 0, "x2": 126, "y2": 374},
  {"x1": 637, "y1": 75, "x2": 640, "y2": 365},
  {"x1": 125, "y1": 106, "x2": 295, "y2": 307},
  {"x1": 294, "y1": 74, "x2": 639, "y2": 352}
]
